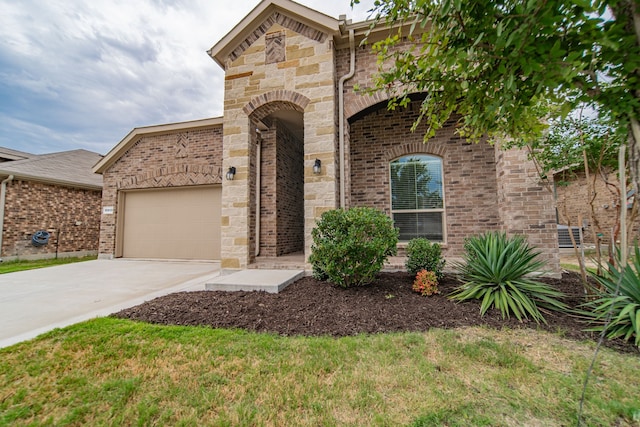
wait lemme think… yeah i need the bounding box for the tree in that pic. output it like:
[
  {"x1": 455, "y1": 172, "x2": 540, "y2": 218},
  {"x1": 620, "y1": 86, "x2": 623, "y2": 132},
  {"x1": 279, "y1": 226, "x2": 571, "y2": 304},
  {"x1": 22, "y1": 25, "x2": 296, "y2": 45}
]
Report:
[
  {"x1": 351, "y1": 0, "x2": 640, "y2": 194},
  {"x1": 531, "y1": 111, "x2": 633, "y2": 286}
]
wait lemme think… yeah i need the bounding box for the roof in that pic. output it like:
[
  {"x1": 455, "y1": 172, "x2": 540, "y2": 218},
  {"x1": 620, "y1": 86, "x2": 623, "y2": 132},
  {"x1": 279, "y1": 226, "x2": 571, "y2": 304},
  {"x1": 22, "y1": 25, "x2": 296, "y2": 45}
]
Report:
[
  {"x1": 207, "y1": 0, "x2": 341, "y2": 68},
  {"x1": 0, "y1": 146, "x2": 34, "y2": 162},
  {"x1": 93, "y1": 117, "x2": 223, "y2": 174},
  {"x1": 0, "y1": 149, "x2": 103, "y2": 190}
]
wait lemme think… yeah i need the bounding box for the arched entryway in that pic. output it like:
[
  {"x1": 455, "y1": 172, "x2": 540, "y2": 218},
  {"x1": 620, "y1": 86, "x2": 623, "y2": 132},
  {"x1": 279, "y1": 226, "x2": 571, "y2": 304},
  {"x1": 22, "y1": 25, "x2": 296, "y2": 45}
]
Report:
[{"x1": 247, "y1": 98, "x2": 306, "y2": 261}]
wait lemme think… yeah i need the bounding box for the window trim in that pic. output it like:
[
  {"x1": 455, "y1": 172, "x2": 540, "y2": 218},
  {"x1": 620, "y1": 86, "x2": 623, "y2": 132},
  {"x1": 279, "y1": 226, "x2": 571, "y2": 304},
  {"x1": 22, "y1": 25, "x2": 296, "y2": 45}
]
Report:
[{"x1": 389, "y1": 154, "x2": 447, "y2": 243}]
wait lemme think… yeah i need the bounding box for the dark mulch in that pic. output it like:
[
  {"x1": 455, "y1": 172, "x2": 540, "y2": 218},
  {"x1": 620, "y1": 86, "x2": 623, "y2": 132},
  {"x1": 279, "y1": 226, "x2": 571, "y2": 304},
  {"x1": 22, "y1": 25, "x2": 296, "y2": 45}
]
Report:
[{"x1": 112, "y1": 271, "x2": 639, "y2": 354}]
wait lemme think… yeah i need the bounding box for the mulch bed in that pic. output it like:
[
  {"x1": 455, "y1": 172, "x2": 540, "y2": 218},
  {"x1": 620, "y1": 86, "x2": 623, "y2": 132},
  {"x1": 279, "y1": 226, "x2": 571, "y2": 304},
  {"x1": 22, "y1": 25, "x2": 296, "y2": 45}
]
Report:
[{"x1": 112, "y1": 271, "x2": 639, "y2": 354}]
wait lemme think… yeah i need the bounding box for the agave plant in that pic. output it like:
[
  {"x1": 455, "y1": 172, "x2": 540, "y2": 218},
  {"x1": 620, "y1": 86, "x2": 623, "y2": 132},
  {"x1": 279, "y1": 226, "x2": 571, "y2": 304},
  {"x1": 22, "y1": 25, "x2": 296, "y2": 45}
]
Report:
[
  {"x1": 450, "y1": 231, "x2": 567, "y2": 323},
  {"x1": 581, "y1": 245, "x2": 640, "y2": 347}
]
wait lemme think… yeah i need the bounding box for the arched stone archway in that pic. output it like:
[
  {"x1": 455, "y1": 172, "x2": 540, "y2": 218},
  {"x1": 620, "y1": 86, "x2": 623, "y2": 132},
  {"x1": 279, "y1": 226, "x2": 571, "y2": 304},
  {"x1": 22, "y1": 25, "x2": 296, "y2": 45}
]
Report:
[{"x1": 246, "y1": 94, "x2": 306, "y2": 258}]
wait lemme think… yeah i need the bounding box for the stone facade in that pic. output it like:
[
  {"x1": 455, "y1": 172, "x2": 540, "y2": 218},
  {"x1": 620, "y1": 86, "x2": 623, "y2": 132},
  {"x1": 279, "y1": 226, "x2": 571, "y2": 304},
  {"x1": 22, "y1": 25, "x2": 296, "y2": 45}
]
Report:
[
  {"x1": 220, "y1": 19, "x2": 338, "y2": 269},
  {"x1": 98, "y1": 126, "x2": 223, "y2": 258},
  {"x1": 2, "y1": 179, "x2": 101, "y2": 260}
]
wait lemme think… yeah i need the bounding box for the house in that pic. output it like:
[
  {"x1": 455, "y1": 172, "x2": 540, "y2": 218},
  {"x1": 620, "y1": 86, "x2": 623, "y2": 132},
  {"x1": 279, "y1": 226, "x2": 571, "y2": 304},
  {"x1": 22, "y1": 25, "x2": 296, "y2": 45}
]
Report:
[
  {"x1": 554, "y1": 169, "x2": 640, "y2": 247},
  {"x1": 93, "y1": 0, "x2": 560, "y2": 273},
  {"x1": 0, "y1": 148, "x2": 103, "y2": 261}
]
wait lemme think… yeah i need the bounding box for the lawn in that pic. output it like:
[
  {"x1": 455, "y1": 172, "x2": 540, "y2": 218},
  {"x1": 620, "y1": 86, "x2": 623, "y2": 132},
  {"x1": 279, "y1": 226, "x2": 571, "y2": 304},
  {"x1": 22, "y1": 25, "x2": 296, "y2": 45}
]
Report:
[
  {"x1": 1, "y1": 318, "x2": 638, "y2": 426},
  {"x1": 0, "y1": 256, "x2": 97, "y2": 274}
]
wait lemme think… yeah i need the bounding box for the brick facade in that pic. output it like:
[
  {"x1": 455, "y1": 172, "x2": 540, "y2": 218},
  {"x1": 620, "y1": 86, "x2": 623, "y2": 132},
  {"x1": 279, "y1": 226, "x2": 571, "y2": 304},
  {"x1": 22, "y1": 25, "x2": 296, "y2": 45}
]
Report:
[
  {"x1": 98, "y1": 126, "x2": 223, "y2": 258},
  {"x1": 349, "y1": 103, "x2": 501, "y2": 256},
  {"x1": 555, "y1": 170, "x2": 640, "y2": 245},
  {"x1": 2, "y1": 180, "x2": 101, "y2": 260},
  {"x1": 495, "y1": 147, "x2": 560, "y2": 270}
]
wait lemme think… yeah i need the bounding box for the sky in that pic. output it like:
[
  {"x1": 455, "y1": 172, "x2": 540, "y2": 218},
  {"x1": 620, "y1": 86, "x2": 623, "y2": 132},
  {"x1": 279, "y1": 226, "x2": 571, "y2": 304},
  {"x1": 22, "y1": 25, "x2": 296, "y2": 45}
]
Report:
[{"x1": 0, "y1": 0, "x2": 375, "y2": 155}]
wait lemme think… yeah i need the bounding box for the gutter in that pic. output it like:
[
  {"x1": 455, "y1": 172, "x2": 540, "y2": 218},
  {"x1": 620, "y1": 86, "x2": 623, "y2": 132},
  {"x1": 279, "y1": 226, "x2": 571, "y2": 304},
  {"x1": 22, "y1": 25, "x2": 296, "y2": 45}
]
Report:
[
  {"x1": 255, "y1": 130, "x2": 262, "y2": 257},
  {"x1": 338, "y1": 28, "x2": 356, "y2": 208},
  {"x1": 0, "y1": 175, "x2": 15, "y2": 260}
]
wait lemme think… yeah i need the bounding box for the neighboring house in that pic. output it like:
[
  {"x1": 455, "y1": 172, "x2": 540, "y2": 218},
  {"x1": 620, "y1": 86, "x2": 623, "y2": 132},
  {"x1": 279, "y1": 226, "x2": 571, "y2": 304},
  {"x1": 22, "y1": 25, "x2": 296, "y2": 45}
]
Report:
[
  {"x1": 0, "y1": 147, "x2": 33, "y2": 163},
  {"x1": 554, "y1": 169, "x2": 640, "y2": 247},
  {"x1": 93, "y1": 0, "x2": 560, "y2": 273},
  {"x1": 0, "y1": 149, "x2": 103, "y2": 261}
]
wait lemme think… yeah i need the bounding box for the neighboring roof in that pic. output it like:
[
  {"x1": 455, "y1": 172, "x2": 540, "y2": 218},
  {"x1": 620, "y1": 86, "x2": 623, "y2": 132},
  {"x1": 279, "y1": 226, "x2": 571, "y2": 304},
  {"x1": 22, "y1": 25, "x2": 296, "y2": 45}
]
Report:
[
  {"x1": 0, "y1": 150, "x2": 103, "y2": 190},
  {"x1": 0, "y1": 146, "x2": 34, "y2": 162},
  {"x1": 93, "y1": 117, "x2": 223, "y2": 174},
  {"x1": 208, "y1": 0, "x2": 341, "y2": 68}
]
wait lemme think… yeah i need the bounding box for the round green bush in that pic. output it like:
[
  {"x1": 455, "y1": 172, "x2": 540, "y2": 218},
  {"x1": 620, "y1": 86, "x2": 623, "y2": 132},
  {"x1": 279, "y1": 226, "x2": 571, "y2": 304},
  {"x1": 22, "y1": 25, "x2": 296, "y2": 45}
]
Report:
[
  {"x1": 405, "y1": 238, "x2": 445, "y2": 279},
  {"x1": 309, "y1": 207, "x2": 399, "y2": 287}
]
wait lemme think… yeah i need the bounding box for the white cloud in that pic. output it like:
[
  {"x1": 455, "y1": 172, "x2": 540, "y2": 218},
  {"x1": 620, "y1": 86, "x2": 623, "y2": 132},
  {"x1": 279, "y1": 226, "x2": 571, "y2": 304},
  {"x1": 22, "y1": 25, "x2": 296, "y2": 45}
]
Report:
[{"x1": 0, "y1": 0, "x2": 375, "y2": 154}]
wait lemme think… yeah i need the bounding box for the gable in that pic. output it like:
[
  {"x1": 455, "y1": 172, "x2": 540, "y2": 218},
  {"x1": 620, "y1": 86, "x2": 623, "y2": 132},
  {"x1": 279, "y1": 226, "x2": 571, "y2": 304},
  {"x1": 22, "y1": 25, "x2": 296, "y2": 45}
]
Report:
[{"x1": 208, "y1": 0, "x2": 339, "y2": 68}]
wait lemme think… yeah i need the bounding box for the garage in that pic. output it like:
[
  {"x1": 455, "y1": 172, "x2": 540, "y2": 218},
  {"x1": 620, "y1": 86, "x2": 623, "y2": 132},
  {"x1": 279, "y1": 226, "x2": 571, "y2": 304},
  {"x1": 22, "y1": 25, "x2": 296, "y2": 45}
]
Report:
[{"x1": 119, "y1": 186, "x2": 221, "y2": 260}]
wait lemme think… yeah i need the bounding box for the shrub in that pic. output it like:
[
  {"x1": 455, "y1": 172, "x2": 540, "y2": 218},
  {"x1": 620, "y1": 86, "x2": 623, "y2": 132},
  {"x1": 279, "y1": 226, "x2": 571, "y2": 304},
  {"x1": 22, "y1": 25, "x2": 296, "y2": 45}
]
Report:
[
  {"x1": 405, "y1": 238, "x2": 445, "y2": 279},
  {"x1": 450, "y1": 231, "x2": 567, "y2": 323},
  {"x1": 413, "y1": 270, "x2": 439, "y2": 296},
  {"x1": 581, "y1": 244, "x2": 640, "y2": 347},
  {"x1": 309, "y1": 207, "x2": 399, "y2": 287}
]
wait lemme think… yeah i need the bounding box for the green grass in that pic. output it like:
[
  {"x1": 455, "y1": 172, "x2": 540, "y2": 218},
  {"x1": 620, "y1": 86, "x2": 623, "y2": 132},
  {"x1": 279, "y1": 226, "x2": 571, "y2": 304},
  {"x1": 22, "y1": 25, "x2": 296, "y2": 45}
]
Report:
[
  {"x1": 1, "y1": 318, "x2": 638, "y2": 426},
  {"x1": 0, "y1": 255, "x2": 97, "y2": 274}
]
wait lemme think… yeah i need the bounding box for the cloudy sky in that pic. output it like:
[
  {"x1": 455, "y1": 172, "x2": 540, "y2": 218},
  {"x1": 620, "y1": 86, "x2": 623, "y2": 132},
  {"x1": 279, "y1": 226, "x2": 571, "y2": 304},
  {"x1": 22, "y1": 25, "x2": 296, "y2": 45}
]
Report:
[{"x1": 0, "y1": 0, "x2": 375, "y2": 155}]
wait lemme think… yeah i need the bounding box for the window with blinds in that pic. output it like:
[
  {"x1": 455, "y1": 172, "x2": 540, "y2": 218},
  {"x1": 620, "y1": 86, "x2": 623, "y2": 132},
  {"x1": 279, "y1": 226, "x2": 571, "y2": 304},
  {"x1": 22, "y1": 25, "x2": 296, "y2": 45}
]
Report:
[{"x1": 390, "y1": 155, "x2": 444, "y2": 241}]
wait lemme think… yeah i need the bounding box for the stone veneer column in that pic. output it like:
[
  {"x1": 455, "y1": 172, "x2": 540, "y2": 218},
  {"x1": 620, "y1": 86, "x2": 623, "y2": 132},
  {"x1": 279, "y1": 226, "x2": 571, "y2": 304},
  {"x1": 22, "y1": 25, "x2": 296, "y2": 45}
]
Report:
[
  {"x1": 219, "y1": 22, "x2": 338, "y2": 269},
  {"x1": 495, "y1": 145, "x2": 561, "y2": 274},
  {"x1": 303, "y1": 98, "x2": 338, "y2": 258},
  {"x1": 221, "y1": 108, "x2": 251, "y2": 270}
]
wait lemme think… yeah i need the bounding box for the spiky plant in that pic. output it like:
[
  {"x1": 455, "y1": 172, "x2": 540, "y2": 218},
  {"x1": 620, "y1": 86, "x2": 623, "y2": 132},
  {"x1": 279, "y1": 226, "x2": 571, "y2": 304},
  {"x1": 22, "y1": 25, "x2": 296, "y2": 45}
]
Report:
[
  {"x1": 581, "y1": 245, "x2": 640, "y2": 347},
  {"x1": 450, "y1": 231, "x2": 566, "y2": 323}
]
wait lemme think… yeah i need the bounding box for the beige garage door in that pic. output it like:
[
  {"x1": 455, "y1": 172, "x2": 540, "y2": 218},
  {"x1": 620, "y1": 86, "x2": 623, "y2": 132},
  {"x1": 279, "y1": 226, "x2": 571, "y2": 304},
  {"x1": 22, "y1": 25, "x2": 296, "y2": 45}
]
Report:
[{"x1": 121, "y1": 186, "x2": 221, "y2": 260}]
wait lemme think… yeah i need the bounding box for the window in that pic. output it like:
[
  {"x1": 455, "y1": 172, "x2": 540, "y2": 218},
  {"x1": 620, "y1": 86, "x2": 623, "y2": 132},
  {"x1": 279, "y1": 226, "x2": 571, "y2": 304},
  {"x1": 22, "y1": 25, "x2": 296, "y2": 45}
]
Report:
[{"x1": 390, "y1": 154, "x2": 444, "y2": 241}]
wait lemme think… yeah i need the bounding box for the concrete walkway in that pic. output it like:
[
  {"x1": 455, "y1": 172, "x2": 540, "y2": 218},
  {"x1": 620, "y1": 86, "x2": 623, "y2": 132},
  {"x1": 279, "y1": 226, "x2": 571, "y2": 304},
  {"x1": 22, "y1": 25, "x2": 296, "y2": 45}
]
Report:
[{"x1": 0, "y1": 259, "x2": 220, "y2": 349}]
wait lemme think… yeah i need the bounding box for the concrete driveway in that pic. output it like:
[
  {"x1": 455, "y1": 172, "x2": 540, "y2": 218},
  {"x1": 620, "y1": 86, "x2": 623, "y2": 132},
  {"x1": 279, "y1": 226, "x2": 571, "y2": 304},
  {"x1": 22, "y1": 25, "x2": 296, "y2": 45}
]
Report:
[{"x1": 0, "y1": 259, "x2": 220, "y2": 349}]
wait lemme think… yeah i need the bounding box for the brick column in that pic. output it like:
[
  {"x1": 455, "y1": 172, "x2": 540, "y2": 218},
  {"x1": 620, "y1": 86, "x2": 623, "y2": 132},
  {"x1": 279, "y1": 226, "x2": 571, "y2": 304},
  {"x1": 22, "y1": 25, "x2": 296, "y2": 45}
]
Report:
[{"x1": 495, "y1": 145, "x2": 560, "y2": 275}]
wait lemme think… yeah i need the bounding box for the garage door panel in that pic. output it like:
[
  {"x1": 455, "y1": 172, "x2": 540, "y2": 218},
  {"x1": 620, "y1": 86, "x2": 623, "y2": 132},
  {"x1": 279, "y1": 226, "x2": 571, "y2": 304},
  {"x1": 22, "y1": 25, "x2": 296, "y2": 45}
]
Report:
[{"x1": 121, "y1": 186, "x2": 221, "y2": 260}]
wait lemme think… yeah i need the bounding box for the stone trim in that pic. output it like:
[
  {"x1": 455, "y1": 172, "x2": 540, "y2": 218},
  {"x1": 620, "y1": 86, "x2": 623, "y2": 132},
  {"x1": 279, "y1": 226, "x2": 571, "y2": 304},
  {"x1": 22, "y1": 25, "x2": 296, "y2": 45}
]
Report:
[
  {"x1": 117, "y1": 164, "x2": 222, "y2": 189},
  {"x1": 243, "y1": 90, "x2": 310, "y2": 117},
  {"x1": 228, "y1": 11, "x2": 327, "y2": 63},
  {"x1": 384, "y1": 141, "x2": 448, "y2": 162},
  {"x1": 225, "y1": 71, "x2": 254, "y2": 81}
]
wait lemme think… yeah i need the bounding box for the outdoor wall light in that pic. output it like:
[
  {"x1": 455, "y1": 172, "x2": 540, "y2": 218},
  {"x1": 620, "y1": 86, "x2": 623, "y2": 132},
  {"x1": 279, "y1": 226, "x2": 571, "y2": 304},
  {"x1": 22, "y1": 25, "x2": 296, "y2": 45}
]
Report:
[
  {"x1": 226, "y1": 166, "x2": 236, "y2": 180},
  {"x1": 313, "y1": 159, "x2": 321, "y2": 175}
]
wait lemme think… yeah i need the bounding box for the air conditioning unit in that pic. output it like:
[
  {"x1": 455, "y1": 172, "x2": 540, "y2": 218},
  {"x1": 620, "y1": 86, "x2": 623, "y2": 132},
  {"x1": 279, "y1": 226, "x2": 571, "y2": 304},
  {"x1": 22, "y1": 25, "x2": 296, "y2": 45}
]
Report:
[{"x1": 557, "y1": 225, "x2": 582, "y2": 248}]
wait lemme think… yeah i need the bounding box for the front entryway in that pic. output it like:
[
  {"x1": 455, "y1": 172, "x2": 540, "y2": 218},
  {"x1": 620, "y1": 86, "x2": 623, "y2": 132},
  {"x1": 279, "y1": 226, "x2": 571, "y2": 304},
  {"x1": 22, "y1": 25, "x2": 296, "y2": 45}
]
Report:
[{"x1": 252, "y1": 107, "x2": 305, "y2": 259}]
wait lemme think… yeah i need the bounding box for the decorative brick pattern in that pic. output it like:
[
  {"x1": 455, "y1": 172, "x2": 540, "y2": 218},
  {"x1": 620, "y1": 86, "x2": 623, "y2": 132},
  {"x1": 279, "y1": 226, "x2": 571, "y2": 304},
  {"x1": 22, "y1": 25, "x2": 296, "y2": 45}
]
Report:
[
  {"x1": 99, "y1": 126, "x2": 223, "y2": 257},
  {"x1": 243, "y1": 90, "x2": 310, "y2": 117},
  {"x1": 2, "y1": 179, "x2": 101, "y2": 260},
  {"x1": 265, "y1": 31, "x2": 286, "y2": 64},
  {"x1": 227, "y1": 12, "x2": 327, "y2": 64}
]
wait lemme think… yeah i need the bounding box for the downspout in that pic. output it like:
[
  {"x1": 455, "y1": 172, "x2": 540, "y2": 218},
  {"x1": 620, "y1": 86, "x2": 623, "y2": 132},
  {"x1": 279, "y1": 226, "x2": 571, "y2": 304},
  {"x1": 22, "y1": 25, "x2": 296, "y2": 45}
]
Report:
[
  {"x1": 255, "y1": 130, "x2": 262, "y2": 257},
  {"x1": 338, "y1": 28, "x2": 356, "y2": 208},
  {"x1": 0, "y1": 175, "x2": 15, "y2": 260}
]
